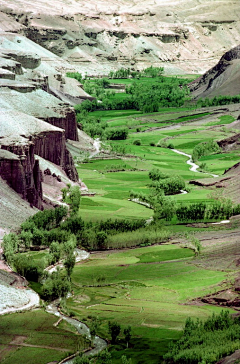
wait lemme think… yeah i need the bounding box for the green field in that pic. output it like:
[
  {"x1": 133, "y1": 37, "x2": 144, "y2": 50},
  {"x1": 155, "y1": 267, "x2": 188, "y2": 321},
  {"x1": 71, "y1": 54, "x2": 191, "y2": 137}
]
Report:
[
  {"x1": 0, "y1": 310, "x2": 89, "y2": 364},
  {"x1": 77, "y1": 101, "x2": 239, "y2": 223},
  {"x1": 67, "y1": 243, "x2": 232, "y2": 363},
  {"x1": 3, "y1": 73, "x2": 240, "y2": 364}
]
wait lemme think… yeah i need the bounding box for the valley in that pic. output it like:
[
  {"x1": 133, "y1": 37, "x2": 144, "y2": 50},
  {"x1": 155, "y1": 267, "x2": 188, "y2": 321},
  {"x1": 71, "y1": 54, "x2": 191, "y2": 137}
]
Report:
[
  {"x1": 0, "y1": 1, "x2": 240, "y2": 363},
  {"x1": 2, "y1": 71, "x2": 240, "y2": 363}
]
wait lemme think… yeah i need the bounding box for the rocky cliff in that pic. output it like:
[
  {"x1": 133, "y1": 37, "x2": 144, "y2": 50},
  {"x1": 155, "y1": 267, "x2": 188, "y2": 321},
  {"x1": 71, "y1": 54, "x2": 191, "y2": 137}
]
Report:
[
  {"x1": 0, "y1": 24, "x2": 99, "y2": 228},
  {"x1": 0, "y1": 149, "x2": 42, "y2": 209},
  {"x1": 0, "y1": 0, "x2": 239, "y2": 75},
  {"x1": 190, "y1": 44, "x2": 240, "y2": 99},
  {"x1": 0, "y1": 109, "x2": 79, "y2": 209}
]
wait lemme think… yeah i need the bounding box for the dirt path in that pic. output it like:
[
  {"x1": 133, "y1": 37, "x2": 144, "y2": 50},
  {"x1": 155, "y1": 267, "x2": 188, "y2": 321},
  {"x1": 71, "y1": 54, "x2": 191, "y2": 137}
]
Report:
[{"x1": 0, "y1": 335, "x2": 69, "y2": 361}]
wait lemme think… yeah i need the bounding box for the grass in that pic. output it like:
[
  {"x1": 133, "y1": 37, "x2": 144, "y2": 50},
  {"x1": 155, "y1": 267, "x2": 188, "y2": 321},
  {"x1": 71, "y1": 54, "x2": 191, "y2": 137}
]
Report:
[
  {"x1": 206, "y1": 115, "x2": 235, "y2": 126},
  {"x1": 67, "y1": 244, "x2": 233, "y2": 363},
  {"x1": 0, "y1": 309, "x2": 89, "y2": 364}
]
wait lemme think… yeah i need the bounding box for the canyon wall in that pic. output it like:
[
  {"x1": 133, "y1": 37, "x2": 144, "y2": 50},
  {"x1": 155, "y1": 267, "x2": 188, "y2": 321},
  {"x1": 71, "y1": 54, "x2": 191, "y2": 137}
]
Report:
[
  {"x1": 190, "y1": 44, "x2": 240, "y2": 99},
  {"x1": 0, "y1": 0, "x2": 239, "y2": 75},
  {"x1": 0, "y1": 109, "x2": 79, "y2": 210}
]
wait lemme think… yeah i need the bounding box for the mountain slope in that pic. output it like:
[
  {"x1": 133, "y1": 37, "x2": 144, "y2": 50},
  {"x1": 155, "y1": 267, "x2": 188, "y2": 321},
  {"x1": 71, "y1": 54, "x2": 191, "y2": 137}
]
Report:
[
  {"x1": 190, "y1": 45, "x2": 240, "y2": 99},
  {"x1": 0, "y1": 0, "x2": 239, "y2": 74}
]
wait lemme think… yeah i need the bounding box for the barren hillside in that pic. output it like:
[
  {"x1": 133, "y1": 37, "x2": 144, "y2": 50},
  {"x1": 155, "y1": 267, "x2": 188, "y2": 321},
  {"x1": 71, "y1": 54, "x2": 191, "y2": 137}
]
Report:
[
  {"x1": 0, "y1": 0, "x2": 239, "y2": 74},
  {"x1": 190, "y1": 44, "x2": 240, "y2": 99}
]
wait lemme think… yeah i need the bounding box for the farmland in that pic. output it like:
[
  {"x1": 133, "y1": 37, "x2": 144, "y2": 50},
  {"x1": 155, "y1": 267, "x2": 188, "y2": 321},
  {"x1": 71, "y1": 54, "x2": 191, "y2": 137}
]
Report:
[{"x1": 2, "y1": 71, "x2": 240, "y2": 364}]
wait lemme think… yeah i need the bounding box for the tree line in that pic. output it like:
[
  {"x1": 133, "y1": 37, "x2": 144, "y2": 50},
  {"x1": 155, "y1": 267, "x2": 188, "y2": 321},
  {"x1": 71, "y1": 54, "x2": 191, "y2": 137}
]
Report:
[
  {"x1": 164, "y1": 310, "x2": 240, "y2": 364},
  {"x1": 197, "y1": 94, "x2": 240, "y2": 108},
  {"x1": 130, "y1": 167, "x2": 240, "y2": 223}
]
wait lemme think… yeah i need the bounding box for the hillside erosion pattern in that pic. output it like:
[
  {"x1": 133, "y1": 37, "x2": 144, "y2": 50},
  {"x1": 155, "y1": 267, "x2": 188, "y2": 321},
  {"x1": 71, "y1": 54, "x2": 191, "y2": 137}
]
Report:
[
  {"x1": 0, "y1": 109, "x2": 78, "y2": 209},
  {"x1": 190, "y1": 44, "x2": 240, "y2": 98},
  {"x1": 0, "y1": 0, "x2": 240, "y2": 74}
]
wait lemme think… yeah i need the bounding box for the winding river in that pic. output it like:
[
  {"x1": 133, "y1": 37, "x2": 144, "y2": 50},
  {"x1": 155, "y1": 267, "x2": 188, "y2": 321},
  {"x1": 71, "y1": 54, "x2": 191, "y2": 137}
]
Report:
[
  {"x1": 0, "y1": 145, "x2": 221, "y2": 362},
  {"x1": 172, "y1": 149, "x2": 219, "y2": 178},
  {"x1": 46, "y1": 303, "x2": 107, "y2": 363}
]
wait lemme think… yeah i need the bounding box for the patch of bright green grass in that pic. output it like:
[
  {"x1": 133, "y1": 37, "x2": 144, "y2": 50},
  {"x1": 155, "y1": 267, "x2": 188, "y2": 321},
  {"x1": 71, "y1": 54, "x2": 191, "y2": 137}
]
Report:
[
  {"x1": 138, "y1": 247, "x2": 193, "y2": 263},
  {"x1": 206, "y1": 115, "x2": 235, "y2": 126},
  {"x1": 68, "y1": 244, "x2": 231, "y2": 363},
  {"x1": 0, "y1": 309, "x2": 88, "y2": 364}
]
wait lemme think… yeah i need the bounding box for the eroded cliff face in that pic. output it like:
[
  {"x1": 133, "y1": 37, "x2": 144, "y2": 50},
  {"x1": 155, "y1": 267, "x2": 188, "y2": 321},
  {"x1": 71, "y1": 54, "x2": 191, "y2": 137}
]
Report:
[
  {"x1": 0, "y1": 0, "x2": 239, "y2": 74},
  {"x1": 0, "y1": 29, "x2": 97, "y2": 225},
  {"x1": 0, "y1": 107, "x2": 78, "y2": 210},
  {"x1": 190, "y1": 44, "x2": 240, "y2": 99},
  {"x1": 0, "y1": 147, "x2": 43, "y2": 209}
]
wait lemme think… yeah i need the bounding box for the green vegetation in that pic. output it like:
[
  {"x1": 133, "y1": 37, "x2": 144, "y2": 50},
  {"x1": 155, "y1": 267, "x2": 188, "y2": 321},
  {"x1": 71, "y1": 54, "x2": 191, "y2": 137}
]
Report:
[
  {"x1": 164, "y1": 310, "x2": 240, "y2": 364},
  {"x1": 197, "y1": 94, "x2": 240, "y2": 107},
  {"x1": 0, "y1": 310, "x2": 89, "y2": 364},
  {"x1": 66, "y1": 244, "x2": 231, "y2": 364},
  {"x1": 192, "y1": 139, "x2": 221, "y2": 162},
  {"x1": 3, "y1": 68, "x2": 240, "y2": 364}
]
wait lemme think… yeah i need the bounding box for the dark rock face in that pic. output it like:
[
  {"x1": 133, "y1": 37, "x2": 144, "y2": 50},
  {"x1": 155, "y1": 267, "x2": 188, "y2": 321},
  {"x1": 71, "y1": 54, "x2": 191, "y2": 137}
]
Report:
[
  {"x1": 33, "y1": 130, "x2": 78, "y2": 181},
  {"x1": 189, "y1": 44, "x2": 240, "y2": 98},
  {"x1": 0, "y1": 148, "x2": 43, "y2": 209},
  {"x1": 0, "y1": 108, "x2": 79, "y2": 209},
  {"x1": 47, "y1": 107, "x2": 79, "y2": 141},
  {"x1": 0, "y1": 49, "x2": 41, "y2": 69}
]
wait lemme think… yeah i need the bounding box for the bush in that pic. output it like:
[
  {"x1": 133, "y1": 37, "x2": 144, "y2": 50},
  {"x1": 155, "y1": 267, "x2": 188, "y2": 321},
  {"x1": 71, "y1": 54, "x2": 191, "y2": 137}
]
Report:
[
  {"x1": 133, "y1": 139, "x2": 141, "y2": 145},
  {"x1": 192, "y1": 139, "x2": 221, "y2": 162},
  {"x1": 106, "y1": 127, "x2": 129, "y2": 140}
]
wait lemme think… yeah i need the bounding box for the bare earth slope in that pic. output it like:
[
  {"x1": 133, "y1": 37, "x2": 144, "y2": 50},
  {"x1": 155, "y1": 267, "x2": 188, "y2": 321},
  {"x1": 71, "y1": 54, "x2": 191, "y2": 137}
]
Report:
[
  {"x1": 190, "y1": 45, "x2": 240, "y2": 99},
  {"x1": 0, "y1": 33, "x2": 95, "y2": 231},
  {"x1": 0, "y1": 0, "x2": 239, "y2": 74}
]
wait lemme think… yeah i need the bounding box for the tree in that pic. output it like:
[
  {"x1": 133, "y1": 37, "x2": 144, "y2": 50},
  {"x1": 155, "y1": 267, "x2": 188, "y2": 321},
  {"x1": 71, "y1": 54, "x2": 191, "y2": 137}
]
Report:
[
  {"x1": 49, "y1": 241, "x2": 61, "y2": 265},
  {"x1": 108, "y1": 321, "x2": 121, "y2": 344},
  {"x1": 123, "y1": 326, "x2": 132, "y2": 348},
  {"x1": 64, "y1": 252, "x2": 75, "y2": 280},
  {"x1": 32, "y1": 228, "x2": 45, "y2": 246},
  {"x1": 69, "y1": 186, "x2": 81, "y2": 216},
  {"x1": 19, "y1": 230, "x2": 33, "y2": 249},
  {"x1": 97, "y1": 349, "x2": 112, "y2": 364},
  {"x1": 89, "y1": 316, "x2": 99, "y2": 345},
  {"x1": 3, "y1": 233, "x2": 19, "y2": 263},
  {"x1": 121, "y1": 355, "x2": 132, "y2": 364},
  {"x1": 96, "y1": 231, "x2": 108, "y2": 250},
  {"x1": 42, "y1": 269, "x2": 71, "y2": 300}
]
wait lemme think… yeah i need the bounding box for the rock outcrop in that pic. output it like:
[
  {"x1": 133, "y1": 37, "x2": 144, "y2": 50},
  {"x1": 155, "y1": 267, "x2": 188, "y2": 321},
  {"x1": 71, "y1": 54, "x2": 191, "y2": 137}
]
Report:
[
  {"x1": 0, "y1": 32, "x2": 97, "y2": 226},
  {"x1": 0, "y1": 0, "x2": 239, "y2": 75},
  {"x1": 0, "y1": 149, "x2": 42, "y2": 208},
  {"x1": 0, "y1": 109, "x2": 79, "y2": 209},
  {"x1": 190, "y1": 44, "x2": 240, "y2": 99}
]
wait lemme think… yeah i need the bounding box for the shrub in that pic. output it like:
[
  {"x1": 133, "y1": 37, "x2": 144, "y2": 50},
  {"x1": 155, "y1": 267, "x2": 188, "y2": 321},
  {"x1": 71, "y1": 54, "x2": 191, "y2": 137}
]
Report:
[
  {"x1": 133, "y1": 139, "x2": 141, "y2": 145},
  {"x1": 192, "y1": 139, "x2": 221, "y2": 162},
  {"x1": 106, "y1": 127, "x2": 129, "y2": 140}
]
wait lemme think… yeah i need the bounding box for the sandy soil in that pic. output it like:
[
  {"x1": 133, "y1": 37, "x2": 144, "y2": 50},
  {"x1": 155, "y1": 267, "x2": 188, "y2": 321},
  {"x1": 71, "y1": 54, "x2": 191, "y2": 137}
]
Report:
[{"x1": 0, "y1": 285, "x2": 40, "y2": 316}]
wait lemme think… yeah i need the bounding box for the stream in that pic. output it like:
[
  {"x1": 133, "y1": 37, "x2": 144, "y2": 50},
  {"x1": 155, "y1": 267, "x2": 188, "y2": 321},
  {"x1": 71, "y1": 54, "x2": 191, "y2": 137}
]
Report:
[
  {"x1": 89, "y1": 138, "x2": 101, "y2": 158},
  {"x1": 46, "y1": 303, "x2": 107, "y2": 363},
  {"x1": 172, "y1": 149, "x2": 219, "y2": 178},
  {"x1": 45, "y1": 248, "x2": 107, "y2": 363}
]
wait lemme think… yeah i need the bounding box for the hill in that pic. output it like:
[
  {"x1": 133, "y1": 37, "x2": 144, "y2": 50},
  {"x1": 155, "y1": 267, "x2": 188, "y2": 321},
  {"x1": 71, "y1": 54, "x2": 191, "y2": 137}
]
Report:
[
  {"x1": 190, "y1": 45, "x2": 240, "y2": 99},
  {"x1": 0, "y1": 0, "x2": 239, "y2": 74}
]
